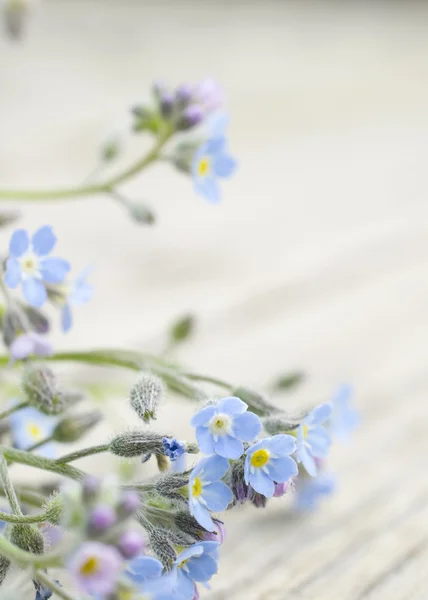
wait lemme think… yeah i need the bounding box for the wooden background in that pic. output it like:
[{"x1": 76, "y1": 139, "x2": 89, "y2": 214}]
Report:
[{"x1": 1, "y1": 1, "x2": 428, "y2": 598}]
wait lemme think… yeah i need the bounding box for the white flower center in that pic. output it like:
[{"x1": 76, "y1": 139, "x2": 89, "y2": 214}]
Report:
[
  {"x1": 19, "y1": 252, "x2": 40, "y2": 278},
  {"x1": 208, "y1": 413, "x2": 232, "y2": 439}
]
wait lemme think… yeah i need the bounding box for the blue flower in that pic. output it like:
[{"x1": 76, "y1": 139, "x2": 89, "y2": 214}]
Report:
[
  {"x1": 244, "y1": 434, "x2": 298, "y2": 498},
  {"x1": 60, "y1": 267, "x2": 93, "y2": 332},
  {"x1": 4, "y1": 226, "x2": 70, "y2": 308},
  {"x1": 329, "y1": 384, "x2": 359, "y2": 442},
  {"x1": 170, "y1": 541, "x2": 219, "y2": 600},
  {"x1": 126, "y1": 555, "x2": 164, "y2": 586},
  {"x1": 191, "y1": 397, "x2": 261, "y2": 460},
  {"x1": 126, "y1": 555, "x2": 190, "y2": 600},
  {"x1": 162, "y1": 437, "x2": 186, "y2": 461},
  {"x1": 9, "y1": 406, "x2": 56, "y2": 458},
  {"x1": 294, "y1": 474, "x2": 336, "y2": 511},
  {"x1": 192, "y1": 137, "x2": 236, "y2": 203},
  {"x1": 295, "y1": 404, "x2": 332, "y2": 477},
  {"x1": 188, "y1": 455, "x2": 232, "y2": 532}
]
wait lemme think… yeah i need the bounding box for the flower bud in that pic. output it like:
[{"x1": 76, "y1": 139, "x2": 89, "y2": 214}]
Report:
[
  {"x1": 10, "y1": 524, "x2": 44, "y2": 555},
  {"x1": 169, "y1": 313, "x2": 195, "y2": 344},
  {"x1": 22, "y1": 365, "x2": 65, "y2": 415},
  {"x1": 116, "y1": 491, "x2": 140, "y2": 518},
  {"x1": 21, "y1": 304, "x2": 50, "y2": 335},
  {"x1": 149, "y1": 528, "x2": 176, "y2": 568},
  {"x1": 129, "y1": 374, "x2": 164, "y2": 424},
  {"x1": 155, "y1": 454, "x2": 169, "y2": 472},
  {"x1": 177, "y1": 104, "x2": 204, "y2": 131},
  {"x1": 118, "y1": 530, "x2": 145, "y2": 559},
  {"x1": 43, "y1": 492, "x2": 65, "y2": 525},
  {"x1": 174, "y1": 511, "x2": 205, "y2": 541},
  {"x1": 262, "y1": 415, "x2": 300, "y2": 435},
  {"x1": 52, "y1": 411, "x2": 101, "y2": 443},
  {"x1": 127, "y1": 201, "x2": 156, "y2": 226},
  {"x1": 88, "y1": 505, "x2": 116, "y2": 534},
  {"x1": 175, "y1": 83, "x2": 193, "y2": 106},
  {"x1": 160, "y1": 92, "x2": 174, "y2": 118},
  {"x1": 109, "y1": 430, "x2": 165, "y2": 458},
  {"x1": 82, "y1": 475, "x2": 100, "y2": 503},
  {"x1": 0, "y1": 555, "x2": 10, "y2": 585},
  {"x1": 2, "y1": 307, "x2": 26, "y2": 347}
]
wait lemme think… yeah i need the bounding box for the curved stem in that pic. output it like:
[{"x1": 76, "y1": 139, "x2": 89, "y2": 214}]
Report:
[
  {"x1": 56, "y1": 443, "x2": 109, "y2": 464},
  {"x1": 0, "y1": 454, "x2": 22, "y2": 515},
  {"x1": 0, "y1": 509, "x2": 48, "y2": 524},
  {"x1": 0, "y1": 128, "x2": 173, "y2": 203},
  {"x1": 0, "y1": 401, "x2": 29, "y2": 422},
  {"x1": 0, "y1": 446, "x2": 85, "y2": 481},
  {"x1": 0, "y1": 535, "x2": 62, "y2": 567},
  {"x1": 34, "y1": 570, "x2": 76, "y2": 600}
]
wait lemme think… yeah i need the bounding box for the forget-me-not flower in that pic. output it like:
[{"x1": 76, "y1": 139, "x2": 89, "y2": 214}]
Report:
[
  {"x1": 59, "y1": 266, "x2": 93, "y2": 332},
  {"x1": 294, "y1": 473, "x2": 336, "y2": 512},
  {"x1": 162, "y1": 437, "x2": 186, "y2": 461},
  {"x1": 9, "y1": 406, "x2": 56, "y2": 457},
  {"x1": 68, "y1": 541, "x2": 122, "y2": 597},
  {"x1": 4, "y1": 226, "x2": 70, "y2": 308},
  {"x1": 329, "y1": 384, "x2": 359, "y2": 442},
  {"x1": 295, "y1": 404, "x2": 332, "y2": 477},
  {"x1": 189, "y1": 455, "x2": 232, "y2": 532},
  {"x1": 170, "y1": 541, "x2": 219, "y2": 600},
  {"x1": 126, "y1": 555, "x2": 183, "y2": 600},
  {"x1": 191, "y1": 396, "x2": 261, "y2": 460},
  {"x1": 244, "y1": 434, "x2": 298, "y2": 498},
  {"x1": 192, "y1": 137, "x2": 236, "y2": 203}
]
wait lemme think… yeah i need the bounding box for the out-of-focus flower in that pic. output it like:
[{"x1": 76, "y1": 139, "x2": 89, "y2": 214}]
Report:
[
  {"x1": 170, "y1": 541, "x2": 219, "y2": 600},
  {"x1": 294, "y1": 473, "x2": 336, "y2": 511},
  {"x1": 329, "y1": 384, "x2": 359, "y2": 442},
  {"x1": 192, "y1": 78, "x2": 225, "y2": 115},
  {"x1": 4, "y1": 226, "x2": 70, "y2": 308},
  {"x1": 192, "y1": 138, "x2": 237, "y2": 203},
  {"x1": 68, "y1": 541, "x2": 122, "y2": 597},
  {"x1": 295, "y1": 404, "x2": 332, "y2": 476},
  {"x1": 9, "y1": 332, "x2": 53, "y2": 361},
  {"x1": 188, "y1": 455, "x2": 232, "y2": 532},
  {"x1": 191, "y1": 397, "x2": 261, "y2": 459},
  {"x1": 48, "y1": 266, "x2": 93, "y2": 333},
  {"x1": 244, "y1": 435, "x2": 298, "y2": 498},
  {"x1": 9, "y1": 406, "x2": 56, "y2": 457}
]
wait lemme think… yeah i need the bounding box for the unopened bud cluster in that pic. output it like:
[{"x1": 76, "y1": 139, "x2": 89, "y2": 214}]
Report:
[{"x1": 129, "y1": 373, "x2": 164, "y2": 424}]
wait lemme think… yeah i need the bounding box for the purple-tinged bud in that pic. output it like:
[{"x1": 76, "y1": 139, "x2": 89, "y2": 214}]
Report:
[
  {"x1": 203, "y1": 519, "x2": 226, "y2": 544},
  {"x1": 117, "y1": 491, "x2": 140, "y2": 518},
  {"x1": 160, "y1": 92, "x2": 174, "y2": 118},
  {"x1": 273, "y1": 482, "x2": 290, "y2": 498},
  {"x1": 193, "y1": 78, "x2": 224, "y2": 113},
  {"x1": 175, "y1": 83, "x2": 193, "y2": 105},
  {"x1": 10, "y1": 332, "x2": 53, "y2": 361},
  {"x1": 193, "y1": 585, "x2": 200, "y2": 600},
  {"x1": 118, "y1": 530, "x2": 145, "y2": 559},
  {"x1": 177, "y1": 104, "x2": 204, "y2": 131},
  {"x1": 250, "y1": 489, "x2": 267, "y2": 509},
  {"x1": 88, "y1": 505, "x2": 116, "y2": 534},
  {"x1": 82, "y1": 476, "x2": 100, "y2": 502}
]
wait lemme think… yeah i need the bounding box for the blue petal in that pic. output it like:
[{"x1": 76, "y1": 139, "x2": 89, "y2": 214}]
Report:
[
  {"x1": 4, "y1": 257, "x2": 22, "y2": 288},
  {"x1": 311, "y1": 403, "x2": 332, "y2": 425},
  {"x1": 22, "y1": 278, "x2": 47, "y2": 308},
  {"x1": 197, "y1": 541, "x2": 219, "y2": 558},
  {"x1": 212, "y1": 434, "x2": 243, "y2": 460},
  {"x1": 126, "y1": 556, "x2": 163, "y2": 583},
  {"x1": 191, "y1": 406, "x2": 217, "y2": 428},
  {"x1": 176, "y1": 545, "x2": 204, "y2": 564},
  {"x1": 299, "y1": 445, "x2": 317, "y2": 477},
  {"x1": 207, "y1": 112, "x2": 229, "y2": 138},
  {"x1": 213, "y1": 153, "x2": 237, "y2": 178},
  {"x1": 216, "y1": 396, "x2": 247, "y2": 416},
  {"x1": 31, "y1": 226, "x2": 56, "y2": 256},
  {"x1": 190, "y1": 500, "x2": 214, "y2": 532},
  {"x1": 248, "y1": 469, "x2": 275, "y2": 497},
  {"x1": 205, "y1": 137, "x2": 226, "y2": 154},
  {"x1": 70, "y1": 268, "x2": 93, "y2": 305},
  {"x1": 265, "y1": 434, "x2": 296, "y2": 456},
  {"x1": 266, "y1": 456, "x2": 298, "y2": 483},
  {"x1": 197, "y1": 455, "x2": 230, "y2": 482},
  {"x1": 187, "y1": 553, "x2": 218, "y2": 583},
  {"x1": 194, "y1": 177, "x2": 220, "y2": 203},
  {"x1": 39, "y1": 257, "x2": 70, "y2": 284},
  {"x1": 195, "y1": 427, "x2": 215, "y2": 455},
  {"x1": 232, "y1": 411, "x2": 261, "y2": 441},
  {"x1": 175, "y1": 569, "x2": 195, "y2": 600},
  {"x1": 307, "y1": 427, "x2": 331, "y2": 458},
  {"x1": 9, "y1": 229, "x2": 29, "y2": 257},
  {"x1": 203, "y1": 481, "x2": 233, "y2": 512},
  {"x1": 61, "y1": 304, "x2": 73, "y2": 332}
]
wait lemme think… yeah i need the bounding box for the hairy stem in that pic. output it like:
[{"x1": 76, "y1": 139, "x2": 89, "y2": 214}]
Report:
[
  {"x1": 0, "y1": 446, "x2": 85, "y2": 481},
  {"x1": 0, "y1": 128, "x2": 173, "y2": 203},
  {"x1": 0, "y1": 509, "x2": 48, "y2": 524},
  {"x1": 55, "y1": 443, "x2": 110, "y2": 464},
  {"x1": 0, "y1": 454, "x2": 22, "y2": 515},
  {"x1": 0, "y1": 401, "x2": 29, "y2": 421}
]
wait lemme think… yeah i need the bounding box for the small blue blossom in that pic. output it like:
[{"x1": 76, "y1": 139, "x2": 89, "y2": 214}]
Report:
[
  {"x1": 4, "y1": 226, "x2": 70, "y2": 308},
  {"x1": 188, "y1": 455, "x2": 232, "y2": 532},
  {"x1": 170, "y1": 541, "x2": 219, "y2": 600},
  {"x1": 329, "y1": 384, "x2": 359, "y2": 442},
  {"x1": 295, "y1": 404, "x2": 332, "y2": 477},
  {"x1": 294, "y1": 474, "x2": 336, "y2": 512},
  {"x1": 126, "y1": 555, "x2": 164, "y2": 586},
  {"x1": 126, "y1": 556, "x2": 185, "y2": 600},
  {"x1": 191, "y1": 396, "x2": 261, "y2": 460},
  {"x1": 192, "y1": 136, "x2": 236, "y2": 203},
  {"x1": 162, "y1": 437, "x2": 186, "y2": 461},
  {"x1": 9, "y1": 406, "x2": 56, "y2": 458},
  {"x1": 244, "y1": 434, "x2": 298, "y2": 498},
  {"x1": 60, "y1": 266, "x2": 93, "y2": 332}
]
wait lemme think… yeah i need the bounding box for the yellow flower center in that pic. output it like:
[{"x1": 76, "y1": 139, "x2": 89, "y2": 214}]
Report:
[
  {"x1": 27, "y1": 423, "x2": 43, "y2": 441},
  {"x1": 198, "y1": 156, "x2": 210, "y2": 177},
  {"x1": 302, "y1": 425, "x2": 309, "y2": 438},
  {"x1": 250, "y1": 448, "x2": 270, "y2": 468},
  {"x1": 80, "y1": 556, "x2": 99, "y2": 576},
  {"x1": 192, "y1": 477, "x2": 203, "y2": 498},
  {"x1": 209, "y1": 413, "x2": 231, "y2": 437},
  {"x1": 19, "y1": 253, "x2": 39, "y2": 276}
]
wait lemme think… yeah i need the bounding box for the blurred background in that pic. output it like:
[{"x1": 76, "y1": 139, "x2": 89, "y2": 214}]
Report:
[{"x1": 1, "y1": 1, "x2": 428, "y2": 598}]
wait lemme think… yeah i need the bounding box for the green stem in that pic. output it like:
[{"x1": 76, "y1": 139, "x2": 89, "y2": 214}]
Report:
[
  {"x1": 0, "y1": 509, "x2": 48, "y2": 524},
  {"x1": 0, "y1": 129, "x2": 173, "y2": 203},
  {"x1": 55, "y1": 443, "x2": 109, "y2": 464},
  {"x1": 0, "y1": 401, "x2": 29, "y2": 421},
  {"x1": 0, "y1": 446, "x2": 85, "y2": 481},
  {"x1": 34, "y1": 570, "x2": 76, "y2": 600},
  {"x1": 0, "y1": 535, "x2": 62, "y2": 567},
  {"x1": 26, "y1": 436, "x2": 54, "y2": 454},
  {"x1": 0, "y1": 454, "x2": 22, "y2": 515}
]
